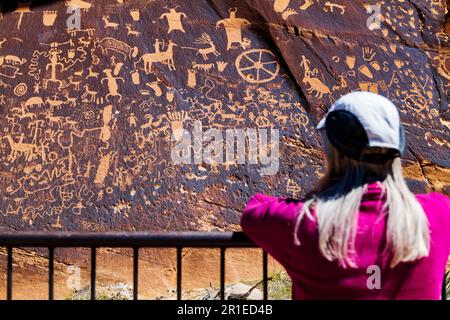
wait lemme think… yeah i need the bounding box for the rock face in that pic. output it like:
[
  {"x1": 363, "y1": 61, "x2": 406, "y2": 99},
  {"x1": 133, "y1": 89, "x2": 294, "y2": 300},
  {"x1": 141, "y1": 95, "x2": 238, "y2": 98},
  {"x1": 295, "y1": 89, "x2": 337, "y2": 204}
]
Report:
[{"x1": 0, "y1": 0, "x2": 448, "y2": 299}]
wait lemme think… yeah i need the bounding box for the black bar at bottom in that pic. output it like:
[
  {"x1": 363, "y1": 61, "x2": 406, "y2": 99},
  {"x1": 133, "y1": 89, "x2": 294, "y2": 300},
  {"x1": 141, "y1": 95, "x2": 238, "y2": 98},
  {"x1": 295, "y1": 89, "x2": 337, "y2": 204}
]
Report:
[
  {"x1": 133, "y1": 247, "x2": 139, "y2": 301},
  {"x1": 49, "y1": 247, "x2": 54, "y2": 300},
  {"x1": 442, "y1": 271, "x2": 448, "y2": 300},
  {"x1": 220, "y1": 247, "x2": 225, "y2": 300},
  {"x1": 177, "y1": 246, "x2": 182, "y2": 300},
  {"x1": 7, "y1": 247, "x2": 12, "y2": 300},
  {"x1": 91, "y1": 247, "x2": 96, "y2": 300},
  {"x1": 0, "y1": 232, "x2": 256, "y2": 248},
  {"x1": 263, "y1": 250, "x2": 268, "y2": 300}
]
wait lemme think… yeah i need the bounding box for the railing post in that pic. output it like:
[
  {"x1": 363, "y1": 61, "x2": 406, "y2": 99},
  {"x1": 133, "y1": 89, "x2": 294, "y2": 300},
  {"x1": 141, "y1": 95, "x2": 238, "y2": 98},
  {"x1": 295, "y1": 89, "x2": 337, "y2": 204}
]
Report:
[
  {"x1": 220, "y1": 247, "x2": 226, "y2": 300},
  {"x1": 48, "y1": 247, "x2": 54, "y2": 300},
  {"x1": 263, "y1": 250, "x2": 268, "y2": 300},
  {"x1": 443, "y1": 271, "x2": 448, "y2": 300},
  {"x1": 90, "y1": 247, "x2": 96, "y2": 300},
  {"x1": 7, "y1": 247, "x2": 12, "y2": 300},
  {"x1": 177, "y1": 246, "x2": 182, "y2": 300},
  {"x1": 133, "y1": 247, "x2": 139, "y2": 301}
]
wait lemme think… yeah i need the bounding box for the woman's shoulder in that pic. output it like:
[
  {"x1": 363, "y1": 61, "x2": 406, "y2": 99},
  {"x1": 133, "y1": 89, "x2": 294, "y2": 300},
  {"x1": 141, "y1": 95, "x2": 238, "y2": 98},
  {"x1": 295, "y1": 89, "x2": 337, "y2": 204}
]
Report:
[
  {"x1": 242, "y1": 193, "x2": 305, "y2": 227},
  {"x1": 415, "y1": 192, "x2": 450, "y2": 225},
  {"x1": 246, "y1": 193, "x2": 305, "y2": 207},
  {"x1": 415, "y1": 192, "x2": 450, "y2": 208},
  {"x1": 246, "y1": 193, "x2": 305, "y2": 212}
]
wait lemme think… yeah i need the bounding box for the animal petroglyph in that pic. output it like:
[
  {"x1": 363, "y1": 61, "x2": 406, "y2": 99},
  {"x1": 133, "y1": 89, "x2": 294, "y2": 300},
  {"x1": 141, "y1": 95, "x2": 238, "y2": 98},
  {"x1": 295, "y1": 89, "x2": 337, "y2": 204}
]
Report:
[
  {"x1": 43, "y1": 11, "x2": 58, "y2": 27},
  {"x1": 81, "y1": 85, "x2": 98, "y2": 102},
  {"x1": 11, "y1": 103, "x2": 36, "y2": 120},
  {"x1": 103, "y1": 16, "x2": 119, "y2": 30},
  {"x1": 125, "y1": 24, "x2": 141, "y2": 37},
  {"x1": 192, "y1": 62, "x2": 214, "y2": 72},
  {"x1": 96, "y1": 37, "x2": 139, "y2": 60},
  {"x1": 135, "y1": 40, "x2": 177, "y2": 73},
  {"x1": 2, "y1": 134, "x2": 37, "y2": 162},
  {"x1": 300, "y1": 55, "x2": 331, "y2": 98},
  {"x1": 24, "y1": 96, "x2": 44, "y2": 108},
  {"x1": 0, "y1": 55, "x2": 27, "y2": 66},
  {"x1": 182, "y1": 33, "x2": 220, "y2": 60}
]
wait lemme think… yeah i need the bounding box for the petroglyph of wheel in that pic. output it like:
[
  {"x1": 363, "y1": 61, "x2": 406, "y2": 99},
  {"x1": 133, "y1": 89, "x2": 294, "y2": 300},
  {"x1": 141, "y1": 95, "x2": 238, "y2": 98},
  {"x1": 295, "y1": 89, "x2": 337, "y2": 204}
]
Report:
[{"x1": 235, "y1": 49, "x2": 280, "y2": 84}]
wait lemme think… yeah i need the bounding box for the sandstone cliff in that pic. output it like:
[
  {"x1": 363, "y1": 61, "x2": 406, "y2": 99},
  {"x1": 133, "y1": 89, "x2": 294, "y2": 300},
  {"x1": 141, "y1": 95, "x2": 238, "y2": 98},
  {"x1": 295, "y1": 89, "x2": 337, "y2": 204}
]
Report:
[{"x1": 0, "y1": 0, "x2": 448, "y2": 299}]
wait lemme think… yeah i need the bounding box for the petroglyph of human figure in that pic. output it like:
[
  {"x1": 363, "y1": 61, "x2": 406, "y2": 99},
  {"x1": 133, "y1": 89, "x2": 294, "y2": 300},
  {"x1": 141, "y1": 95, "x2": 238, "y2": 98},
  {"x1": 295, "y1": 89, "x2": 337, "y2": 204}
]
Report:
[
  {"x1": 33, "y1": 82, "x2": 41, "y2": 94},
  {"x1": 41, "y1": 41, "x2": 72, "y2": 89},
  {"x1": 160, "y1": 6, "x2": 187, "y2": 34},
  {"x1": 96, "y1": 37, "x2": 139, "y2": 60},
  {"x1": 102, "y1": 69, "x2": 124, "y2": 102},
  {"x1": 216, "y1": 8, "x2": 251, "y2": 51}
]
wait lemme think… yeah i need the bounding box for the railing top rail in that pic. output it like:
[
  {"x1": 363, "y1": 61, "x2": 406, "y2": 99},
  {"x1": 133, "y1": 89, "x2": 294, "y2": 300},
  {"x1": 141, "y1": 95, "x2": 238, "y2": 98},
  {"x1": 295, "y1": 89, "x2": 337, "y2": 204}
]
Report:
[{"x1": 0, "y1": 231, "x2": 257, "y2": 248}]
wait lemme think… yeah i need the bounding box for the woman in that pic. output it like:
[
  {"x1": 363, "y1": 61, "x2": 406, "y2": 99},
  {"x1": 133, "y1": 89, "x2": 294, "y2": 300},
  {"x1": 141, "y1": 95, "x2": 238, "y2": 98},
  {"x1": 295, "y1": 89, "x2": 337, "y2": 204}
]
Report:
[{"x1": 241, "y1": 91, "x2": 449, "y2": 300}]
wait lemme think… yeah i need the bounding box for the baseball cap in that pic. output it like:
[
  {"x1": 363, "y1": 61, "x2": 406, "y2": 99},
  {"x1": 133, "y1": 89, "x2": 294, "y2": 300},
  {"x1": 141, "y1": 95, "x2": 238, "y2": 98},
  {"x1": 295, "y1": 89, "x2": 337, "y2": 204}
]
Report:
[{"x1": 316, "y1": 91, "x2": 406, "y2": 163}]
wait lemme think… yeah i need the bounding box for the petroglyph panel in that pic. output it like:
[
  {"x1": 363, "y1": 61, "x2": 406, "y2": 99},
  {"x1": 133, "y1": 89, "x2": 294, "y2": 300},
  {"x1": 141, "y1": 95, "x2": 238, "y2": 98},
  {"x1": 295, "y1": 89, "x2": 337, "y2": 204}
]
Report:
[{"x1": 0, "y1": 0, "x2": 448, "y2": 233}]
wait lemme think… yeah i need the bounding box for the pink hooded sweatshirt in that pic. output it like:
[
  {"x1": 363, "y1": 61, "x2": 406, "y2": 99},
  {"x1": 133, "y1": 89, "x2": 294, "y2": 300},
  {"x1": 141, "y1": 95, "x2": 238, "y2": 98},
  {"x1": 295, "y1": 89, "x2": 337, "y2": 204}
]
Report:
[{"x1": 241, "y1": 182, "x2": 450, "y2": 300}]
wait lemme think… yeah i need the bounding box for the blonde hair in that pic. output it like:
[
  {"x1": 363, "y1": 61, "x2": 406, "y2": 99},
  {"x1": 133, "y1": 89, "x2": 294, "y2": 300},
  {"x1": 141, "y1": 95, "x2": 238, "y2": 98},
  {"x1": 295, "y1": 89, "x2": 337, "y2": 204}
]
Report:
[{"x1": 294, "y1": 133, "x2": 430, "y2": 268}]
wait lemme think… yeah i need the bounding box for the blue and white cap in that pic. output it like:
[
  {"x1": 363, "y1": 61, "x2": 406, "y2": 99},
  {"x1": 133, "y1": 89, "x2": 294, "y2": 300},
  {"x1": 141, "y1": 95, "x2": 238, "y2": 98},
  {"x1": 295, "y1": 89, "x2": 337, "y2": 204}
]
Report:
[{"x1": 316, "y1": 91, "x2": 406, "y2": 163}]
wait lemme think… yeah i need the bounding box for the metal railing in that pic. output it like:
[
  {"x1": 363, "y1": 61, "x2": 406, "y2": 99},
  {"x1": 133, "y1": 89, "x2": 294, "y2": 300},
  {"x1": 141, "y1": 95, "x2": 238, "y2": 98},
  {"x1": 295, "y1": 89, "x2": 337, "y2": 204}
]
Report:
[
  {"x1": 1, "y1": 232, "x2": 447, "y2": 300},
  {"x1": 0, "y1": 232, "x2": 267, "y2": 300}
]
